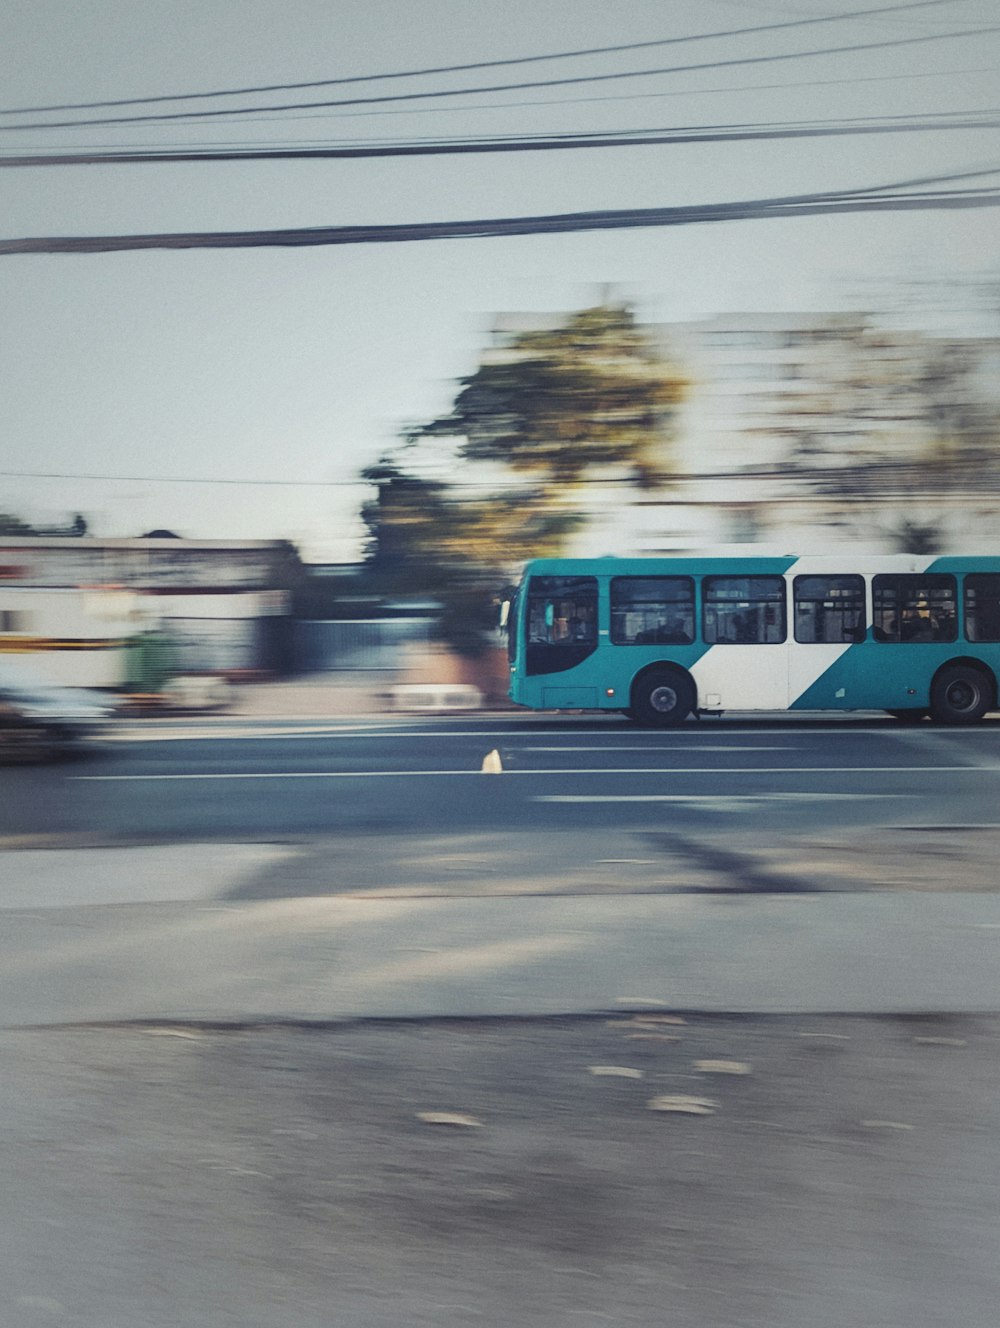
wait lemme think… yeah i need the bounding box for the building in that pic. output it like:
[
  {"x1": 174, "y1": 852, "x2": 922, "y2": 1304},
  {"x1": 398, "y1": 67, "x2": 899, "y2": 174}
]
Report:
[
  {"x1": 486, "y1": 311, "x2": 1000, "y2": 557},
  {"x1": 0, "y1": 537, "x2": 295, "y2": 687}
]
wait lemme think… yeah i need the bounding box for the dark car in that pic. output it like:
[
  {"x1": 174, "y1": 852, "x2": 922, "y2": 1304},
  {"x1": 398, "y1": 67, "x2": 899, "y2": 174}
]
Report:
[{"x1": 0, "y1": 661, "x2": 115, "y2": 759}]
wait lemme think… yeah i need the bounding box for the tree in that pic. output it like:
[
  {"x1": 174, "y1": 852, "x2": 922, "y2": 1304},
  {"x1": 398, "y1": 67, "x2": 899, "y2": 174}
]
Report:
[
  {"x1": 0, "y1": 512, "x2": 35, "y2": 535},
  {"x1": 413, "y1": 303, "x2": 686, "y2": 491},
  {"x1": 359, "y1": 303, "x2": 687, "y2": 653},
  {"x1": 360, "y1": 459, "x2": 581, "y2": 654},
  {"x1": 0, "y1": 510, "x2": 91, "y2": 537}
]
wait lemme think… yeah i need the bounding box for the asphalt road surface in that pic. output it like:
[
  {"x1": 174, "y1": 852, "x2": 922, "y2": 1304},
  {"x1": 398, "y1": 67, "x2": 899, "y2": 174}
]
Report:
[{"x1": 4, "y1": 711, "x2": 1000, "y2": 846}]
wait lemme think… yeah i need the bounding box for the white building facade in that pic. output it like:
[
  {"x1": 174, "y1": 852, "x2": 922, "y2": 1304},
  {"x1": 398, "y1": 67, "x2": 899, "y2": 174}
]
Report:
[{"x1": 0, "y1": 537, "x2": 292, "y2": 686}]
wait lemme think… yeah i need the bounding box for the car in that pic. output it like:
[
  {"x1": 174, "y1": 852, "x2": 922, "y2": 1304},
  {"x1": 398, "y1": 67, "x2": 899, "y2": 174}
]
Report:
[{"x1": 0, "y1": 660, "x2": 116, "y2": 759}]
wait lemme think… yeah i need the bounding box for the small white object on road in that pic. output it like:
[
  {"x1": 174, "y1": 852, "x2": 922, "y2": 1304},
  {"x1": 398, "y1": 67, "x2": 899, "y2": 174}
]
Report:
[
  {"x1": 648, "y1": 1095, "x2": 718, "y2": 1115},
  {"x1": 416, "y1": 1111, "x2": 484, "y2": 1128}
]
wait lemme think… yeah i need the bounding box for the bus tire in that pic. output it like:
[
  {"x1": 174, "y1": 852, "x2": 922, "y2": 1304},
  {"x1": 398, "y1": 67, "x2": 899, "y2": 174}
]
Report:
[
  {"x1": 631, "y1": 668, "x2": 695, "y2": 727},
  {"x1": 887, "y1": 708, "x2": 928, "y2": 723},
  {"x1": 930, "y1": 665, "x2": 992, "y2": 725}
]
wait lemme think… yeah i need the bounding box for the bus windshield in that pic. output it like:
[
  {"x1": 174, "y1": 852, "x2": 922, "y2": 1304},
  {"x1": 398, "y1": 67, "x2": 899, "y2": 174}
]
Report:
[{"x1": 525, "y1": 575, "x2": 598, "y2": 676}]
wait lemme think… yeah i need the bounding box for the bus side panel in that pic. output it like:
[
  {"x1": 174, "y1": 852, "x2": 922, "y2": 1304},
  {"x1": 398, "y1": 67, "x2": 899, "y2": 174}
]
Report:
[
  {"x1": 789, "y1": 640, "x2": 956, "y2": 711},
  {"x1": 690, "y1": 645, "x2": 790, "y2": 711},
  {"x1": 787, "y1": 642, "x2": 854, "y2": 711},
  {"x1": 512, "y1": 643, "x2": 712, "y2": 710}
]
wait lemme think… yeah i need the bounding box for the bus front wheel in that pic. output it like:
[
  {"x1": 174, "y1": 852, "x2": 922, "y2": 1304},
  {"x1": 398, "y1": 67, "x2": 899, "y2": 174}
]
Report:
[
  {"x1": 930, "y1": 666, "x2": 992, "y2": 725},
  {"x1": 630, "y1": 669, "x2": 695, "y2": 727}
]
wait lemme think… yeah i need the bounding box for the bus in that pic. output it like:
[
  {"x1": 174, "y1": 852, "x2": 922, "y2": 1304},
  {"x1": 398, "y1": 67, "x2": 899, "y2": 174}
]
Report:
[{"x1": 501, "y1": 554, "x2": 1000, "y2": 725}]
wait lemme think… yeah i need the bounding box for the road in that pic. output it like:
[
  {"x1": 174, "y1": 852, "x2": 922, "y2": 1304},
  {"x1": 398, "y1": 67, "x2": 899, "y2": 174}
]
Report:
[
  {"x1": 4, "y1": 711, "x2": 1000, "y2": 911},
  {"x1": 3, "y1": 712, "x2": 1000, "y2": 1327},
  {"x1": 3, "y1": 707, "x2": 999, "y2": 1023},
  {"x1": 5, "y1": 710, "x2": 1000, "y2": 851}
]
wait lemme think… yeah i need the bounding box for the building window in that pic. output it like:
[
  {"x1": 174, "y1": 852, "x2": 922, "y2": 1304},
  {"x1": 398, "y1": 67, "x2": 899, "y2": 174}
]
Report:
[
  {"x1": 610, "y1": 577, "x2": 695, "y2": 645},
  {"x1": 703, "y1": 576, "x2": 786, "y2": 644}
]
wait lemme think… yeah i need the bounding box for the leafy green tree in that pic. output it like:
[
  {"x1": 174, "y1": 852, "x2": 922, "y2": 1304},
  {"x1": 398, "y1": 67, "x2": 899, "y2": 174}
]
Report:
[
  {"x1": 360, "y1": 460, "x2": 580, "y2": 654},
  {"x1": 413, "y1": 303, "x2": 686, "y2": 491},
  {"x1": 359, "y1": 304, "x2": 687, "y2": 653},
  {"x1": 0, "y1": 512, "x2": 36, "y2": 535},
  {"x1": 0, "y1": 511, "x2": 90, "y2": 537}
]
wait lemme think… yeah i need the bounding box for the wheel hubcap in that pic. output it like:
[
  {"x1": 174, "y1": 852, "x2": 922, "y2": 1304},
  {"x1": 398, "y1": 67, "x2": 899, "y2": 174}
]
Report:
[
  {"x1": 650, "y1": 685, "x2": 678, "y2": 713},
  {"x1": 946, "y1": 680, "x2": 978, "y2": 712}
]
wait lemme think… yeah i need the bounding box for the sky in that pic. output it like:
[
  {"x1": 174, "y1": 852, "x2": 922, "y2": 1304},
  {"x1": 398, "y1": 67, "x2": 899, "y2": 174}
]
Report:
[{"x1": 1, "y1": 0, "x2": 998, "y2": 561}]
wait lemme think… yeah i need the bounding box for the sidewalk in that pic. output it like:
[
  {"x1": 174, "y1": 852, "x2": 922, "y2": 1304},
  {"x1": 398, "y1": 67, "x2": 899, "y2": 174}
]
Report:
[
  {"x1": 3, "y1": 850, "x2": 1000, "y2": 1025},
  {"x1": 227, "y1": 674, "x2": 390, "y2": 719},
  {"x1": 225, "y1": 673, "x2": 513, "y2": 720}
]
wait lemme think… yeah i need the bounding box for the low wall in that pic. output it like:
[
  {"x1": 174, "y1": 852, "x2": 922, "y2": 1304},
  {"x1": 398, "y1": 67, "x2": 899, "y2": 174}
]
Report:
[{"x1": 395, "y1": 643, "x2": 511, "y2": 704}]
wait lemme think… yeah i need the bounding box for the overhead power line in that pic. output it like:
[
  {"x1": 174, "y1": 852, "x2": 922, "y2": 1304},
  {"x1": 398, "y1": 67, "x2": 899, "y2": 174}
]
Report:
[
  {"x1": 3, "y1": 167, "x2": 998, "y2": 255},
  {"x1": 4, "y1": 21, "x2": 997, "y2": 132},
  {"x1": 3, "y1": 111, "x2": 996, "y2": 169},
  {"x1": 7, "y1": 459, "x2": 1000, "y2": 491},
  {"x1": 35, "y1": 65, "x2": 990, "y2": 135},
  {"x1": 0, "y1": 469, "x2": 362, "y2": 488},
  {"x1": 0, "y1": 0, "x2": 966, "y2": 117}
]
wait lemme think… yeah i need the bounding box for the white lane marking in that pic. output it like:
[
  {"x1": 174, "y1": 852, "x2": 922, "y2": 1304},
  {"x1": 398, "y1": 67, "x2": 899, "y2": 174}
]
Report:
[
  {"x1": 101, "y1": 723, "x2": 944, "y2": 743},
  {"x1": 107, "y1": 725, "x2": 362, "y2": 742},
  {"x1": 519, "y1": 745, "x2": 788, "y2": 752},
  {"x1": 535, "y1": 793, "x2": 909, "y2": 805},
  {"x1": 72, "y1": 764, "x2": 995, "y2": 782},
  {"x1": 896, "y1": 823, "x2": 1000, "y2": 830}
]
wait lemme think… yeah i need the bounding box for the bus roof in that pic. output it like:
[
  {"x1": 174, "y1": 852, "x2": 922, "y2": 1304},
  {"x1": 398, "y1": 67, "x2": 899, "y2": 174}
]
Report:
[{"x1": 520, "y1": 553, "x2": 1000, "y2": 579}]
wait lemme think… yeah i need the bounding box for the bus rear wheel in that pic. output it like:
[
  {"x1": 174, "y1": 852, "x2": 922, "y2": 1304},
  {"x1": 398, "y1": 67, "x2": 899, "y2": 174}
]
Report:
[
  {"x1": 930, "y1": 666, "x2": 992, "y2": 725},
  {"x1": 630, "y1": 669, "x2": 695, "y2": 727}
]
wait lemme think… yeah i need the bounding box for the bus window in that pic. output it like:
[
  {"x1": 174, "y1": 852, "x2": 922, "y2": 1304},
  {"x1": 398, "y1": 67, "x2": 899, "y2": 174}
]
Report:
[
  {"x1": 793, "y1": 575, "x2": 866, "y2": 643},
  {"x1": 964, "y1": 574, "x2": 1000, "y2": 642},
  {"x1": 525, "y1": 575, "x2": 598, "y2": 676},
  {"x1": 610, "y1": 577, "x2": 695, "y2": 645},
  {"x1": 872, "y1": 574, "x2": 957, "y2": 643},
  {"x1": 703, "y1": 576, "x2": 786, "y2": 644}
]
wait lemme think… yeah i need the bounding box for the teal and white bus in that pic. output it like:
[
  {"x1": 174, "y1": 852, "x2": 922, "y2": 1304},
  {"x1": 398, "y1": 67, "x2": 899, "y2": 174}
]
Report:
[{"x1": 502, "y1": 554, "x2": 1000, "y2": 725}]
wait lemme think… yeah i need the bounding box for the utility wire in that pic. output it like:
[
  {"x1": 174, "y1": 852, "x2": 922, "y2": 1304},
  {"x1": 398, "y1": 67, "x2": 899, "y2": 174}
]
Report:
[
  {"x1": 3, "y1": 167, "x2": 998, "y2": 255},
  {"x1": 4, "y1": 21, "x2": 997, "y2": 132},
  {"x1": 0, "y1": 469, "x2": 363, "y2": 488},
  {"x1": 6, "y1": 458, "x2": 1000, "y2": 489},
  {"x1": 9, "y1": 67, "x2": 995, "y2": 148},
  {"x1": 3, "y1": 110, "x2": 996, "y2": 168},
  {"x1": 42, "y1": 65, "x2": 988, "y2": 136},
  {"x1": 0, "y1": 0, "x2": 966, "y2": 117}
]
